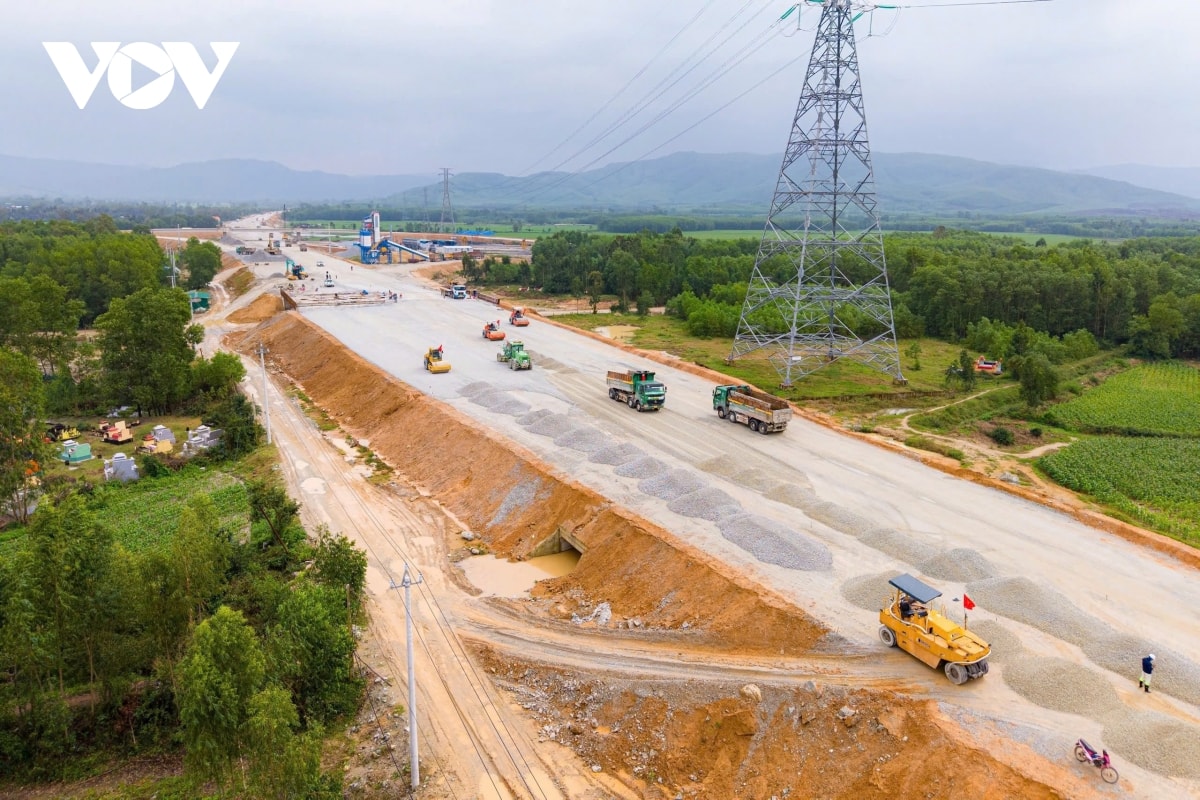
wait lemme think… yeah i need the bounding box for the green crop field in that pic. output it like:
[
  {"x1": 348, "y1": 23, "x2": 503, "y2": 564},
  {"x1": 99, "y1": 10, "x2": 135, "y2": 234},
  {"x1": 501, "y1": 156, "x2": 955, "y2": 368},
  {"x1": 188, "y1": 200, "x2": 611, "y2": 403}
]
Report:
[
  {"x1": 90, "y1": 468, "x2": 249, "y2": 552},
  {"x1": 1044, "y1": 363, "x2": 1200, "y2": 437},
  {"x1": 1039, "y1": 437, "x2": 1200, "y2": 543}
]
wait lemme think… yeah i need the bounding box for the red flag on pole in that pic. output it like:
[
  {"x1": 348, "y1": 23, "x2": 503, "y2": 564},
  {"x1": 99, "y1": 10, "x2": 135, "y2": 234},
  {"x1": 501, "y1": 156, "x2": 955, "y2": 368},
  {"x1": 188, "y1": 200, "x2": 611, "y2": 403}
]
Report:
[{"x1": 963, "y1": 594, "x2": 976, "y2": 611}]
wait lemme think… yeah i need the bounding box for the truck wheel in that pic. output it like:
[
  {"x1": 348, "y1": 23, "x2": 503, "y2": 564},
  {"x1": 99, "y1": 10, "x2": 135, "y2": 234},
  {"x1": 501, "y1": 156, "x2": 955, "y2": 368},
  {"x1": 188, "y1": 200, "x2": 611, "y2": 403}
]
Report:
[
  {"x1": 749, "y1": 419, "x2": 760, "y2": 432},
  {"x1": 759, "y1": 421, "x2": 770, "y2": 435},
  {"x1": 727, "y1": 412, "x2": 738, "y2": 424},
  {"x1": 879, "y1": 626, "x2": 897, "y2": 647},
  {"x1": 609, "y1": 389, "x2": 618, "y2": 400},
  {"x1": 716, "y1": 407, "x2": 726, "y2": 419},
  {"x1": 944, "y1": 663, "x2": 968, "y2": 685},
  {"x1": 627, "y1": 396, "x2": 636, "y2": 409}
]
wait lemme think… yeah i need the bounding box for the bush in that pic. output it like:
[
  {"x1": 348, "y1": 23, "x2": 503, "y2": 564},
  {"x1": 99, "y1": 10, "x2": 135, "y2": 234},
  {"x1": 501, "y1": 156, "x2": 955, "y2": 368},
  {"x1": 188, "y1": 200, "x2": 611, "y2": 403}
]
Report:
[
  {"x1": 635, "y1": 291, "x2": 654, "y2": 316},
  {"x1": 1029, "y1": 426, "x2": 1043, "y2": 438},
  {"x1": 989, "y1": 426, "x2": 1015, "y2": 446}
]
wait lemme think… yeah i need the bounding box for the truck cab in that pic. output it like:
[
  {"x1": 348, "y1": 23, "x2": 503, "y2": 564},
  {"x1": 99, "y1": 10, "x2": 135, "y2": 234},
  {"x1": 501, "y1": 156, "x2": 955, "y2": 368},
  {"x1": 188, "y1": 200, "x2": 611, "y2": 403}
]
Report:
[{"x1": 451, "y1": 284, "x2": 467, "y2": 299}]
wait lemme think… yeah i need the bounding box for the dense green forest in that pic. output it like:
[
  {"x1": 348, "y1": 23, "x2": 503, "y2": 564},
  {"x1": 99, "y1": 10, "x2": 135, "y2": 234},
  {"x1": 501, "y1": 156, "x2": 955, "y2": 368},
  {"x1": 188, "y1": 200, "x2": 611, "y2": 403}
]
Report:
[
  {"x1": 508, "y1": 229, "x2": 1200, "y2": 360},
  {"x1": 1, "y1": 201, "x2": 254, "y2": 230}
]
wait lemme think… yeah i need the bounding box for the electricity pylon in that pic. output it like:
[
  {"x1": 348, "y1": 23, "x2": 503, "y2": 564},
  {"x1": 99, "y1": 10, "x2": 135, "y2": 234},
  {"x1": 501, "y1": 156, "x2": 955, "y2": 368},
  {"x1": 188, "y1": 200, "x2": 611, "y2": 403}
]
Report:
[
  {"x1": 728, "y1": 0, "x2": 904, "y2": 387},
  {"x1": 439, "y1": 168, "x2": 455, "y2": 234}
]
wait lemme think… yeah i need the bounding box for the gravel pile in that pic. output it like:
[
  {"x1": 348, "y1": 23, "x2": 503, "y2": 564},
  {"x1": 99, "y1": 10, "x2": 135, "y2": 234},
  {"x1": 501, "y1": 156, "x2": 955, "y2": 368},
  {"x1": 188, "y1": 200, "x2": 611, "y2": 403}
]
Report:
[
  {"x1": 526, "y1": 414, "x2": 576, "y2": 438},
  {"x1": 717, "y1": 514, "x2": 833, "y2": 571},
  {"x1": 807, "y1": 506, "x2": 877, "y2": 536},
  {"x1": 589, "y1": 443, "x2": 644, "y2": 466},
  {"x1": 730, "y1": 468, "x2": 776, "y2": 491},
  {"x1": 534, "y1": 355, "x2": 564, "y2": 370},
  {"x1": 615, "y1": 457, "x2": 668, "y2": 479},
  {"x1": 965, "y1": 577, "x2": 1110, "y2": 646},
  {"x1": 840, "y1": 573, "x2": 895, "y2": 611},
  {"x1": 917, "y1": 548, "x2": 998, "y2": 583},
  {"x1": 458, "y1": 381, "x2": 493, "y2": 397},
  {"x1": 667, "y1": 488, "x2": 742, "y2": 521},
  {"x1": 638, "y1": 470, "x2": 706, "y2": 501},
  {"x1": 965, "y1": 620, "x2": 1023, "y2": 664},
  {"x1": 489, "y1": 480, "x2": 540, "y2": 526},
  {"x1": 493, "y1": 399, "x2": 532, "y2": 416},
  {"x1": 1102, "y1": 708, "x2": 1200, "y2": 779},
  {"x1": 517, "y1": 409, "x2": 555, "y2": 426},
  {"x1": 1002, "y1": 657, "x2": 1121, "y2": 716},
  {"x1": 469, "y1": 392, "x2": 508, "y2": 409},
  {"x1": 764, "y1": 484, "x2": 819, "y2": 509},
  {"x1": 1083, "y1": 635, "x2": 1200, "y2": 707},
  {"x1": 553, "y1": 426, "x2": 609, "y2": 453},
  {"x1": 859, "y1": 527, "x2": 939, "y2": 564}
]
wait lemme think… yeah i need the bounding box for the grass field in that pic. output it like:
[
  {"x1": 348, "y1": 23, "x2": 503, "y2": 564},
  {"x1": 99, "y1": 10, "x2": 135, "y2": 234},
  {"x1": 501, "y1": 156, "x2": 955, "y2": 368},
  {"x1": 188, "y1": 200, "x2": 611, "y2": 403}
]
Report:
[
  {"x1": 554, "y1": 312, "x2": 960, "y2": 403},
  {"x1": 1039, "y1": 437, "x2": 1200, "y2": 544},
  {"x1": 1044, "y1": 362, "x2": 1200, "y2": 437}
]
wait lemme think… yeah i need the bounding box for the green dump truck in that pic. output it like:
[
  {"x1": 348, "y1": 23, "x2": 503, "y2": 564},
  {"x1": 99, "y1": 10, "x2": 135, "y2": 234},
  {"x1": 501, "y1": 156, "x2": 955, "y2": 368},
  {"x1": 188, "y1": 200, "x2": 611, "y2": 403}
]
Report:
[
  {"x1": 607, "y1": 369, "x2": 666, "y2": 412},
  {"x1": 712, "y1": 384, "x2": 791, "y2": 433}
]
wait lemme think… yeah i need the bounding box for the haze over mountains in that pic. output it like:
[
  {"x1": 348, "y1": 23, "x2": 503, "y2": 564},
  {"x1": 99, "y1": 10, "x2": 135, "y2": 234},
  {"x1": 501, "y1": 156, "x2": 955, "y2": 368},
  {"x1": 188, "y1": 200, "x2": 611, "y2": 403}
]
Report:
[{"x1": 1, "y1": 151, "x2": 1198, "y2": 216}]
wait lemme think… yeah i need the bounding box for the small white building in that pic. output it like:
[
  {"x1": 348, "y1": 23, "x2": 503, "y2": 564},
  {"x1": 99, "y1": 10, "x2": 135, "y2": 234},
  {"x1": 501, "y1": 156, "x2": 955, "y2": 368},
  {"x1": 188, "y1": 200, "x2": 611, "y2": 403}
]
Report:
[{"x1": 104, "y1": 452, "x2": 139, "y2": 483}]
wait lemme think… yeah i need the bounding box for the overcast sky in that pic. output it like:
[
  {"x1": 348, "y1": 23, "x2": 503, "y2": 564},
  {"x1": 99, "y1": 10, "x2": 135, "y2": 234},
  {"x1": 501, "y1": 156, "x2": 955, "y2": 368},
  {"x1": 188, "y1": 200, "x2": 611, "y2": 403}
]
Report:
[{"x1": 2, "y1": 0, "x2": 1195, "y2": 176}]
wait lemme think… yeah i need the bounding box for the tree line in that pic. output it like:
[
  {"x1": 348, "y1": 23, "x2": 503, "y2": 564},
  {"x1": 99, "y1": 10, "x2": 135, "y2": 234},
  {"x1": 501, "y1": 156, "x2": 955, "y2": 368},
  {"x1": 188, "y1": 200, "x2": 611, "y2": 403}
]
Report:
[
  {"x1": 1, "y1": 202, "x2": 258, "y2": 230},
  {"x1": 520, "y1": 228, "x2": 1200, "y2": 360}
]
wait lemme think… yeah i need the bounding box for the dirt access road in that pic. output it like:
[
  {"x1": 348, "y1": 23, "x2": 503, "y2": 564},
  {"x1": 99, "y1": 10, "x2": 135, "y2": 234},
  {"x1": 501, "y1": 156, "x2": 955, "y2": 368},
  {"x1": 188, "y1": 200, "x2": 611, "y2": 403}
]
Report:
[{"x1": 211, "y1": 220, "x2": 1200, "y2": 797}]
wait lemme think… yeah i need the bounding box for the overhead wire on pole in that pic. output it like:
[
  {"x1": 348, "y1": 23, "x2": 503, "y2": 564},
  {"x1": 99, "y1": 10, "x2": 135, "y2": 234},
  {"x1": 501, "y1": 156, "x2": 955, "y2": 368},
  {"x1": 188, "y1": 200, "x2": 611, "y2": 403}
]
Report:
[
  {"x1": 509, "y1": 11, "x2": 793, "y2": 205},
  {"x1": 511, "y1": 0, "x2": 765, "y2": 199}
]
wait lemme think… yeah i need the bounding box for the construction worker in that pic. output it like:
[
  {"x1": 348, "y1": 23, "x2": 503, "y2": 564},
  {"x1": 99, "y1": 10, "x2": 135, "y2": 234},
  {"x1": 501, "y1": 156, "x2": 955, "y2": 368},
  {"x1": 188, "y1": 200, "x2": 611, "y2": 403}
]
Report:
[{"x1": 1139, "y1": 653, "x2": 1155, "y2": 692}]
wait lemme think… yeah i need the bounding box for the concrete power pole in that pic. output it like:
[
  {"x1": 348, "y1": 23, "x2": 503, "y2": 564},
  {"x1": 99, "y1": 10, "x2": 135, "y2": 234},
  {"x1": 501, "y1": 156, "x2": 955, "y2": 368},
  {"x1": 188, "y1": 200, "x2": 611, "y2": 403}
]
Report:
[
  {"x1": 256, "y1": 342, "x2": 272, "y2": 445},
  {"x1": 400, "y1": 564, "x2": 424, "y2": 790},
  {"x1": 438, "y1": 168, "x2": 454, "y2": 235}
]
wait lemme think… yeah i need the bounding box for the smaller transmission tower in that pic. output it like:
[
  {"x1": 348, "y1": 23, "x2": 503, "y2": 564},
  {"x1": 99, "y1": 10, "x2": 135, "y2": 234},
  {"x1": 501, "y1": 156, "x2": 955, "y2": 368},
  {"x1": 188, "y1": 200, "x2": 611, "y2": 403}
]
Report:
[{"x1": 439, "y1": 168, "x2": 455, "y2": 234}]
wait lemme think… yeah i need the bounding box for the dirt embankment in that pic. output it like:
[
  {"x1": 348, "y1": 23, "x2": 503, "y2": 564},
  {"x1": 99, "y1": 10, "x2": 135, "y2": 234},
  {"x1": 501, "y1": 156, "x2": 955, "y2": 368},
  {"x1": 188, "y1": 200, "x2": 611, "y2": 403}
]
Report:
[
  {"x1": 227, "y1": 291, "x2": 283, "y2": 324},
  {"x1": 475, "y1": 647, "x2": 1069, "y2": 800},
  {"x1": 231, "y1": 312, "x2": 826, "y2": 655}
]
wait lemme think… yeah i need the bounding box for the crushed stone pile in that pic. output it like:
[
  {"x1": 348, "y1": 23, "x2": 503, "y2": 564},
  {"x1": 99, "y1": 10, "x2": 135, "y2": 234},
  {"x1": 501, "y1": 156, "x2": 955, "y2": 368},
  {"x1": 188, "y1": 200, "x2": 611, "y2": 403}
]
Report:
[
  {"x1": 517, "y1": 409, "x2": 555, "y2": 426},
  {"x1": 1082, "y1": 634, "x2": 1200, "y2": 707},
  {"x1": 763, "y1": 484, "x2": 818, "y2": 509},
  {"x1": 730, "y1": 468, "x2": 777, "y2": 491},
  {"x1": 554, "y1": 427, "x2": 610, "y2": 453},
  {"x1": 490, "y1": 481, "x2": 541, "y2": 526},
  {"x1": 667, "y1": 488, "x2": 741, "y2": 522},
  {"x1": 493, "y1": 399, "x2": 532, "y2": 416},
  {"x1": 965, "y1": 620, "x2": 1023, "y2": 664},
  {"x1": 966, "y1": 577, "x2": 1110, "y2": 646},
  {"x1": 638, "y1": 470, "x2": 706, "y2": 501},
  {"x1": 469, "y1": 392, "x2": 508, "y2": 409},
  {"x1": 859, "y1": 527, "x2": 939, "y2": 564},
  {"x1": 589, "y1": 443, "x2": 644, "y2": 466},
  {"x1": 840, "y1": 573, "x2": 895, "y2": 611},
  {"x1": 917, "y1": 548, "x2": 998, "y2": 583},
  {"x1": 525, "y1": 414, "x2": 575, "y2": 438},
  {"x1": 808, "y1": 506, "x2": 877, "y2": 537},
  {"x1": 717, "y1": 513, "x2": 832, "y2": 571},
  {"x1": 1102, "y1": 708, "x2": 1200, "y2": 779},
  {"x1": 458, "y1": 382, "x2": 493, "y2": 397},
  {"x1": 1001, "y1": 657, "x2": 1121, "y2": 716},
  {"x1": 615, "y1": 457, "x2": 668, "y2": 479}
]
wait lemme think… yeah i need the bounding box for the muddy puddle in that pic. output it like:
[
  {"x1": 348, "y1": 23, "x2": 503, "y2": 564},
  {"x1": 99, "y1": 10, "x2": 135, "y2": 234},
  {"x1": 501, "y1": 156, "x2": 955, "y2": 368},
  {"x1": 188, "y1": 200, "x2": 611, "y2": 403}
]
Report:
[{"x1": 460, "y1": 551, "x2": 581, "y2": 597}]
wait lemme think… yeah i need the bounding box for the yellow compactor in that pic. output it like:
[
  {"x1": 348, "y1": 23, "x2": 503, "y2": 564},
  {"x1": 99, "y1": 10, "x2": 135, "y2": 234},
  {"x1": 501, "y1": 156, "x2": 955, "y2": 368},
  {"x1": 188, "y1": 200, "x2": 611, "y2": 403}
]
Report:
[
  {"x1": 878, "y1": 573, "x2": 990, "y2": 685},
  {"x1": 424, "y1": 346, "x2": 451, "y2": 374}
]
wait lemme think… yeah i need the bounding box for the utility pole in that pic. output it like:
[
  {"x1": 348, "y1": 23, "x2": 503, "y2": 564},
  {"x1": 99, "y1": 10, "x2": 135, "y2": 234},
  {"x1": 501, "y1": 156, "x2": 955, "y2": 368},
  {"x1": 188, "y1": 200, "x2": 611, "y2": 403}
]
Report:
[
  {"x1": 256, "y1": 342, "x2": 272, "y2": 445},
  {"x1": 727, "y1": 0, "x2": 903, "y2": 387},
  {"x1": 438, "y1": 168, "x2": 454, "y2": 235},
  {"x1": 400, "y1": 564, "x2": 424, "y2": 790}
]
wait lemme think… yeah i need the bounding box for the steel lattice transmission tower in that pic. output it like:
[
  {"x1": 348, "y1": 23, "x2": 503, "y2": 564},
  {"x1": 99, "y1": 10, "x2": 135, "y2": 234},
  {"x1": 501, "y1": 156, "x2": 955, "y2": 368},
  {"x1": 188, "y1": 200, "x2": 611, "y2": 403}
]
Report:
[
  {"x1": 727, "y1": 0, "x2": 904, "y2": 388},
  {"x1": 438, "y1": 168, "x2": 455, "y2": 234}
]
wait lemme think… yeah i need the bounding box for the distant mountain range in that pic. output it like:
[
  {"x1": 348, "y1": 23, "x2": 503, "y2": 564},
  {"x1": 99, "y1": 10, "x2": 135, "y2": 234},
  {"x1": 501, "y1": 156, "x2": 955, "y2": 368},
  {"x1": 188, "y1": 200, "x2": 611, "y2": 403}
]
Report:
[
  {"x1": 2, "y1": 151, "x2": 1199, "y2": 217},
  {"x1": 1072, "y1": 164, "x2": 1200, "y2": 200}
]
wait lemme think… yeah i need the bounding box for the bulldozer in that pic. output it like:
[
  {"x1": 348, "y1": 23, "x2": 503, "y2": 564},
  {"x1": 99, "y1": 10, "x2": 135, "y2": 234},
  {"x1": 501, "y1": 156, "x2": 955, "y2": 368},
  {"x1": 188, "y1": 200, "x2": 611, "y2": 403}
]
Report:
[
  {"x1": 878, "y1": 573, "x2": 990, "y2": 684},
  {"x1": 424, "y1": 346, "x2": 451, "y2": 374},
  {"x1": 496, "y1": 339, "x2": 531, "y2": 370}
]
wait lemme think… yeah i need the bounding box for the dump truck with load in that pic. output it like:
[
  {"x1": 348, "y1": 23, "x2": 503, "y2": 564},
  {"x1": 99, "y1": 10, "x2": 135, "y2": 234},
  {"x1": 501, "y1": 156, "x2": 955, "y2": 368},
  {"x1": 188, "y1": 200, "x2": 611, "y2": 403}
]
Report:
[
  {"x1": 712, "y1": 384, "x2": 791, "y2": 433},
  {"x1": 235, "y1": 246, "x2": 255, "y2": 255},
  {"x1": 606, "y1": 370, "x2": 666, "y2": 411}
]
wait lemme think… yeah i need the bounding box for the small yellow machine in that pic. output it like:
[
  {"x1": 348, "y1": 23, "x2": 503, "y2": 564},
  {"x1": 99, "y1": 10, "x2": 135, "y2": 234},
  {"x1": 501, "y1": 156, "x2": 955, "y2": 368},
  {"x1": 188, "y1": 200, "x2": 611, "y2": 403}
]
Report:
[
  {"x1": 878, "y1": 573, "x2": 990, "y2": 684},
  {"x1": 424, "y1": 346, "x2": 451, "y2": 374}
]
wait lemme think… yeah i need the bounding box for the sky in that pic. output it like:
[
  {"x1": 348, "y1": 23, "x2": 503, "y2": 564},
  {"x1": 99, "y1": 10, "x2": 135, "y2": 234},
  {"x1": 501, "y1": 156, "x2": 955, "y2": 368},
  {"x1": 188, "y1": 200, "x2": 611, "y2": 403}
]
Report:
[{"x1": 2, "y1": 0, "x2": 1196, "y2": 177}]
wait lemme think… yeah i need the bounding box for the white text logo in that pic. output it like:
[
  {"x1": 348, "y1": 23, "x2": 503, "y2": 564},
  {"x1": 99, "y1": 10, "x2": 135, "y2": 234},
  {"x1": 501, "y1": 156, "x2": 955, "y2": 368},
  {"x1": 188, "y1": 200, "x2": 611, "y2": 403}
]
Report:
[{"x1": 42, "y1": 42, "x2": 239, "y2": 110}]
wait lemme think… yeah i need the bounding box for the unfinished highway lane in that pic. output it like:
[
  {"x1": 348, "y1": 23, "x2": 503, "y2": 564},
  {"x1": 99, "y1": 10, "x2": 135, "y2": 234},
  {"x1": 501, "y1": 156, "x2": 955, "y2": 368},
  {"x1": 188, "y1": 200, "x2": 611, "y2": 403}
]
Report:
[{"x1": 291, "y1": 267, "x2": 1200, "y2": 795}]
